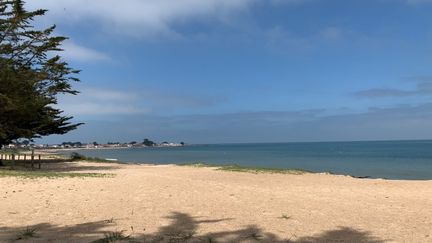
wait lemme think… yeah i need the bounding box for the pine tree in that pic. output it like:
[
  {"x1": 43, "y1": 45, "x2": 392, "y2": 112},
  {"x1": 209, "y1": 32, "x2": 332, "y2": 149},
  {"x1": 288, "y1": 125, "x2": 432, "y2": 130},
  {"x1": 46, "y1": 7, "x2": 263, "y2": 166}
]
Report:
[{"x1": 0, "y1": 0, "x2": 82, "y2": 162}]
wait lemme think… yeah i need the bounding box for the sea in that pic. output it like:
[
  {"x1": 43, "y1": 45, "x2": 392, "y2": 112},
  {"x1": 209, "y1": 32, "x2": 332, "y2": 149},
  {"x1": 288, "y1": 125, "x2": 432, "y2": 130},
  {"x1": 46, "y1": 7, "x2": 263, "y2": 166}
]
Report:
[{"x1": 63, "y1": 140, "x2": 432, "y2": 180}]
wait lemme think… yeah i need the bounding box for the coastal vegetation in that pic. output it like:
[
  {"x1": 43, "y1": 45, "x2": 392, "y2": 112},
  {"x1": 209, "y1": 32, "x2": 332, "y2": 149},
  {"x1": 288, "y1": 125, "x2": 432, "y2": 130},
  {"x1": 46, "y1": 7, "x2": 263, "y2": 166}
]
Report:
[
  {"x1": 70, "y1": 152, "x2": 126, "y2": 164},
  {"x1": 91, "y1": 231, "x2": 131, "y2": 243},
  {"x1": 13, "y1": 227, "x2": 38, "y2": 241},
  {"x1": 0, "y1": 0, "x2": 81, "y2": 165},
  {"x1": 179, "y1": 163, "x2": 311, "y2": 175}
]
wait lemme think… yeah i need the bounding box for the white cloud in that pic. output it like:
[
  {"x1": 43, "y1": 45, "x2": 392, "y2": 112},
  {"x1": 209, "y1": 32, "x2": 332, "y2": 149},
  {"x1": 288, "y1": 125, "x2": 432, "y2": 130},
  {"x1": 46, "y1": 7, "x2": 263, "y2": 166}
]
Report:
[
  {"x1": 57, "y1": 87, "x2": 220, "y2": 116},
  {"x1": 62, "y1": 41, "x2": 110, "y2": 62},
  {"x1": 28, "y1": 0, "x2": 257, "y2": 38},
  {"x1": 354, "y1": 81, "x2": 432, "y2": 98},
  {"x1": 60, "y1": 102, "x2": 147, "y2": 116},
  {"x1": 58, "y1": 88, "x2": 148, "y2": 116},
  {"x1": 406, "y1": 0, "x2": 432, "y2": 4},
  {"x1": 83, "y1": 88, "x2": 137, "y2": 102},
  {"x1": 28, "y1": 0, "x2": 313, "y2": 38}
]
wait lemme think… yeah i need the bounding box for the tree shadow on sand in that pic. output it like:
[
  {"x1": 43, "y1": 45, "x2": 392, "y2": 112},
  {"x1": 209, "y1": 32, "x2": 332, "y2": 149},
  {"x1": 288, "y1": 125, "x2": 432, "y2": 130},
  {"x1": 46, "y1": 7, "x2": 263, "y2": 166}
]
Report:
[
  {"x1": 36, "y1": 161, "x2": 122, "y2": 172},
  {"x1": 0, "y1": 159, "x2": 122, "y2": 173},
  {"x1": 0, "y1": 212, "x2": 387, "y2": 243}
]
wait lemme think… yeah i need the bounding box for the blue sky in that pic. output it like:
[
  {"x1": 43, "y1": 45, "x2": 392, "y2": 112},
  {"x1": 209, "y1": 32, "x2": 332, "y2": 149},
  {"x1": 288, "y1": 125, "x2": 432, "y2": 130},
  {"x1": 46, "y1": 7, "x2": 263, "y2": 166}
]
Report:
[{"x1": 29, "y1": 0, "x2": 432, "y2": 144}]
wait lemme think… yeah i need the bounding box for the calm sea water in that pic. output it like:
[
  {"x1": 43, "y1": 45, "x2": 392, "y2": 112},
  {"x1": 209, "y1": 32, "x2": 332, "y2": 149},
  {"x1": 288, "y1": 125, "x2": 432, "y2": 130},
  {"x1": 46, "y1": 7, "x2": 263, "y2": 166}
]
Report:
[{"x1": 64, "y1": 140, "x2": 432, "y2": 180}]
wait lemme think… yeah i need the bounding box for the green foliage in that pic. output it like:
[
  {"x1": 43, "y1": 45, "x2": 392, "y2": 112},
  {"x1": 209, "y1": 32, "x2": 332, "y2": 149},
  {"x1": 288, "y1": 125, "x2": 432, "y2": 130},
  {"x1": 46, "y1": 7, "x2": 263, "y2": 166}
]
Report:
[
  {"x1": 217, "y1": 165, "x2": 310, "y2": 175},
  {"x1": 143, "y1": 138, "x2": 155, "y2": 147},
  {"x1": 0, "y1": 0, "x2": 82, "y2": 148},
  {"x1": 179, "y1": 163, "x2": 311, "y2": 174},
  {"x1": 70, "y1": 152, "x2": 124, "y2": 164},
  {"x1": 14, "y1": 227, "x2": 38, "y2": 241},
  {"x1": 105, "y1": 218, "x2": 115, "y2": 224},
  {"x1": 91, "y1": 231, "x2": 131, "y2": 243},
  {"x1": 245, "y1": 232, "x2": 264, "y2": 241},
  {"x1": 70, "y1": 152, "x2": 87, "y2": 161},
  {"x1": 178, "y1": 162, "x2": 214, "y2": 167}
]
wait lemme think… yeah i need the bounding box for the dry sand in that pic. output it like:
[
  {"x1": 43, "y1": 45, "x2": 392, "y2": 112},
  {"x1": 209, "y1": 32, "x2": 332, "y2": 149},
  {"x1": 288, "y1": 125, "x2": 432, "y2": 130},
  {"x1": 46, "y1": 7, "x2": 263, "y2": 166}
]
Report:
[{"x1": 0, "y1": 162, "x2": 431, "y2": 242}]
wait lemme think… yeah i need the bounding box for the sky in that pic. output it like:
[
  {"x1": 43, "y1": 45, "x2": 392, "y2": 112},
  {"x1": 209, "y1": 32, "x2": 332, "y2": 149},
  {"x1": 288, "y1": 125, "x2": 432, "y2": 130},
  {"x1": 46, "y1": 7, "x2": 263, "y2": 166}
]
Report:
[{"x1": 27, "y1": 0, "x2": 432, "y2": 144}]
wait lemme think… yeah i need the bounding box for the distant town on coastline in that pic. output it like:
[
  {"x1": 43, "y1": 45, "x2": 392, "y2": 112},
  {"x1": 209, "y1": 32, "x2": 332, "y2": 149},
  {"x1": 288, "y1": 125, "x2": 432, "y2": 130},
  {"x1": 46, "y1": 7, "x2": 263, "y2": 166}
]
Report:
[{"x1": 4, "y1": 139, "x2": 186, "y2": 150}]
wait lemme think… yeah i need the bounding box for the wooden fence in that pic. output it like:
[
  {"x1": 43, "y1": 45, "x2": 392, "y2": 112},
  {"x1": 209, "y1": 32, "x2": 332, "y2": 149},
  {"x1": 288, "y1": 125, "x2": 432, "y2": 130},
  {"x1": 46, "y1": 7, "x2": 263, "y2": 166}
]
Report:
[{"x1": 0, "y1": 151, "x2": 42, "y2": 169}]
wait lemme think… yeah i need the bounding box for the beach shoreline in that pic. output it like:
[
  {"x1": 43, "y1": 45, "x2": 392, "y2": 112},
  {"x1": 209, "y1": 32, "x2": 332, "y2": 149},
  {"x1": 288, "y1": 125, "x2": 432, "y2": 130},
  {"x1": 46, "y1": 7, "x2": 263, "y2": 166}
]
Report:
[
  {"x1": 2, "y1": 149, "x2": 430, "y2": 181},
  {"x1": 39, "y1": 141, "x2": 432, "y2": 180},
  {"x1": 1, "y1": 161, "x2": 431, "y2": 242}
]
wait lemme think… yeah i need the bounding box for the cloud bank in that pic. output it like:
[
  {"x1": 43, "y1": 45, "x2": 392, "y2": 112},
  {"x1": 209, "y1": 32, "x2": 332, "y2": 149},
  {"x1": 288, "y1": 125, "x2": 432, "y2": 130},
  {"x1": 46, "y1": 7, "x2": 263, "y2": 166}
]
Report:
[
  {"x1": 406, "y1": 0, "x2": 432, "y2": 4},
  {"x1": 58, "y1": 88, "x2": 148, "y2": 116},
  {"x1": 28, "y1": 0, "x2": 257, "y2": 37},
  {"x1": 57, "y1": 87, "x2": 220, "y2": 116},
  {"x1": 27, "y1": 0, "x2": 316, "y2": 38},
  {"x1": 45, "y1": 102, "x2": 432, "y2": 144},
  {"x1": 62, "y1": 41, "x2": 110, "y2": 62},
  {"x1": 354, "y1": 81, "x2": 432, "y2": 98}
]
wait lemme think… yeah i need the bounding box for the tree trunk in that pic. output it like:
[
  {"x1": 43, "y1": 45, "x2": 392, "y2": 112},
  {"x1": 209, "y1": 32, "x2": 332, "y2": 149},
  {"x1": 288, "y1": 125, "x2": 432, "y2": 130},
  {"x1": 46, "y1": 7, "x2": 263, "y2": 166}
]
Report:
[{"x1": 0, "y1": 145, "x2": 4, "y2": 166}]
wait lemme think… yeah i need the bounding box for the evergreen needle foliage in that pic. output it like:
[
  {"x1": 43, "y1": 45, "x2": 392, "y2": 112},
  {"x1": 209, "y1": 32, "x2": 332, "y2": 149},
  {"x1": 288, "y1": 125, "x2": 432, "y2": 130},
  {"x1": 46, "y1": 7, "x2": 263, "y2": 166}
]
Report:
[{"x1": 0, "y1": 1, "x2": 82, "y2": 152}]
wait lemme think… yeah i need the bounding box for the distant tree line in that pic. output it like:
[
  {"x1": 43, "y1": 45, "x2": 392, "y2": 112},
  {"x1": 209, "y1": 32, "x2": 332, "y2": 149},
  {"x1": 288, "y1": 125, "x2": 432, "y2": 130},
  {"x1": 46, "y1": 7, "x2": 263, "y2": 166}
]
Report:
[
  {"x1": 62, "y1": 142, "x2": 82, "y2": 147},
  {"x1": 55, "y1": 139, "x2": 186, "y2": 147}
]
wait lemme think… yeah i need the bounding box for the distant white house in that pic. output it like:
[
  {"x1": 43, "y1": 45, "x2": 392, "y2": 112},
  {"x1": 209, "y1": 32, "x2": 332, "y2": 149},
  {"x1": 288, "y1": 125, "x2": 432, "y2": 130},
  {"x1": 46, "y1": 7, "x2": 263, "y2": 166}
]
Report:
[
  {"x1": 5, "y1": 144, "x2": 16, "y2": 149},
  {"x1": 159, "y1": 142, "x2": 183, "y2": 147}
]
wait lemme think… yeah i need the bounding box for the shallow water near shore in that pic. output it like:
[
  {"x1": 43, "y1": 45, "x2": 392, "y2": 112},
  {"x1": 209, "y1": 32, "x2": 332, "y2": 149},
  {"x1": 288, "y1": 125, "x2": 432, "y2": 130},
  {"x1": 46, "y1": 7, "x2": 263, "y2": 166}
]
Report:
[{"x1": 63, "y1": 140, "x2": 432, "y2": 180}]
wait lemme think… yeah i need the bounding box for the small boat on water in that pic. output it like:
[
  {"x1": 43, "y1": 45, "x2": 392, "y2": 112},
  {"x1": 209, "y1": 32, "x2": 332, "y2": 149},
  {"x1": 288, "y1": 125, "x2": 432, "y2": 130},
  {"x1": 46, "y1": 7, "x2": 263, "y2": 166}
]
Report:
[{"x1": 105, "y1": 158, "x2": 118, "y2": 161}]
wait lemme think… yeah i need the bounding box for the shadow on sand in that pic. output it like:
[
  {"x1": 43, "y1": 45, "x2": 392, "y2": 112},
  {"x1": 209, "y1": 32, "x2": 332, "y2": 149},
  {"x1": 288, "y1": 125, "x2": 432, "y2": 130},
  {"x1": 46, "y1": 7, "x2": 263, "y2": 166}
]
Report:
[
  {"x1": 0, "y1": 159, "x2": 122, "y2": 173},
  {"x1": 0, "y1": 212, "x2": 386, "y2": 243}
]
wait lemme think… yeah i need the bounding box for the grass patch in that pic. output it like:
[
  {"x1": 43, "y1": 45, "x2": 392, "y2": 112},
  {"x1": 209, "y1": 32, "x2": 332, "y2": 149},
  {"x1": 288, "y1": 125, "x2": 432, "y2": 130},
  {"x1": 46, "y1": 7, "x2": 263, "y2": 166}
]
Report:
[
  {"x1": 244, "y1": 232, "x2": 264, "y2": 241},
  {"x1": 218, "y1": 165, "x2": 310, "y2": 175},
  {"x1": 14, "y1": 227, "x2": 38, "y2": 241},
  {"x1": 91, "y1": 231, "x2": 131, "y2": 243},
  {"x1": 105, "y1": 218, "x2": 115, "y2": 224},
  {"x1": 71, "y1": 152, "x2": 126, "y2": 164},
  {"x1": 280, "y1": 214, "x2": 291, "y2": 220},
  {"x1": 164, "y1": 231, "x2": 195, "y2": 242},
  {"x1": 178, "y1": 162, "x2": 217, "y2": 168},
  {"x1": 179, "y1": 163, "x2": 310, "y2": 175},
  {"x1": 0, "y1": 170, "x2": 113, "y2": 179}
]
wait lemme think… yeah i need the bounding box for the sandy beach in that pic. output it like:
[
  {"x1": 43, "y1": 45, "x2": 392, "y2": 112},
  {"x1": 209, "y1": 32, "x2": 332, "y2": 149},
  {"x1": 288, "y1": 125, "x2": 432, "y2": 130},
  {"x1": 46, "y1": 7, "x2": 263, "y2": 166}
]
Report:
[{"x1": 0, "y1": 161, "x2": 431, "y2": 242}]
